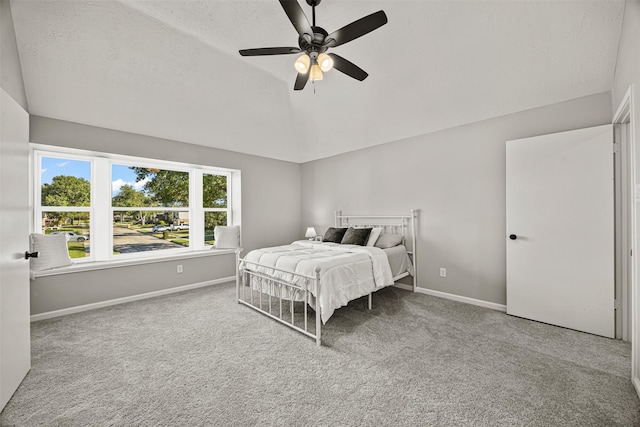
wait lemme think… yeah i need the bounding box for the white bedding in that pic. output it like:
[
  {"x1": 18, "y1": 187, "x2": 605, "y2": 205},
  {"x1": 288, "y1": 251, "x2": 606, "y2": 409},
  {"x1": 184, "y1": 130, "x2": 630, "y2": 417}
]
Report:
[{"x1": 242, "y1": 240, "x2": 395, "y2": 323}]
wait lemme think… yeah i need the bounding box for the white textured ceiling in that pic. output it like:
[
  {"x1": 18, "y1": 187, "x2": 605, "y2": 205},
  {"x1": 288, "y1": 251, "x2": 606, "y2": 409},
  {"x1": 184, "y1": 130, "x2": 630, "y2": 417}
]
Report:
[{"x1": 10, "y1": 0, "x2": 625, "y2": 163}]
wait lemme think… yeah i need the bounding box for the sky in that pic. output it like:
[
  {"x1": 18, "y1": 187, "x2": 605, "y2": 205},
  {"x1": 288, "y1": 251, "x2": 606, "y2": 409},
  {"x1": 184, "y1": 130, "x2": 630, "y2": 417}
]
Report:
[{"x1": 41, "y1": 157, "x2": 149, "y2": 196}]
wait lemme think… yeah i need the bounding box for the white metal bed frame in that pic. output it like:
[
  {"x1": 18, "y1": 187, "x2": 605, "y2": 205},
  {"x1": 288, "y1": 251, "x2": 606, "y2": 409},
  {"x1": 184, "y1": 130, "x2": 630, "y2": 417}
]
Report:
[{"x1": 236, "y1": 209, "x2": 418, "y2": 346}]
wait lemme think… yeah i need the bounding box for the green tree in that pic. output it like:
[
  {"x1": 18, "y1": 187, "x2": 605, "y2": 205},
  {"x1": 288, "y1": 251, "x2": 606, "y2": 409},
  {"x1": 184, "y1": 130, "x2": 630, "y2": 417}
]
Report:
[
  {"x1": 42, "y1": 175, "x2": 90, "y2": 206},
  {"x1": 112, "y1": 184, "x2": 148, "y2": 207},
  {"x1": 203, "y1": 174, "x2": 227, "y2": 208},
  {"x1": 112, "y1": 184, "x2": 153, "y2": 225},
  {"x1": 129, "y1": 168, "x2": 228, "y2": 233},
  {"x1": 41, "y1": 176, "x2": 90, "y2": 226},
  {"x1": 203, "y1": 174, "x2": 228, "y2": 237},
  {"x1": 130, "y1": 167, "x2": 189, "y2": 207}
]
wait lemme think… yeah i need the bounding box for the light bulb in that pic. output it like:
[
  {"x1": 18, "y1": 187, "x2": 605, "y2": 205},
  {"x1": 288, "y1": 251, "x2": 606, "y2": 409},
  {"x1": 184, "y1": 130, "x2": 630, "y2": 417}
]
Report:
[
  {"x1": 317, "y1": 53, "x2": 334, "y2": 72},
  {"x1": 309, "y1": 64, "x2": 323, "y2": 81},
  {"x1": 294, "y1": 54, "x2": 310, "y2": 74}
]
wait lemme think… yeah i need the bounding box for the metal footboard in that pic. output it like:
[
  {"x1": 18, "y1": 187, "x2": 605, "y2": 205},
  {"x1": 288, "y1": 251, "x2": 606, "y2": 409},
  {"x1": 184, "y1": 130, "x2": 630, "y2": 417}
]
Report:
[{"x1": 235, "y1": 250, "x2": 322, "y2": 346}]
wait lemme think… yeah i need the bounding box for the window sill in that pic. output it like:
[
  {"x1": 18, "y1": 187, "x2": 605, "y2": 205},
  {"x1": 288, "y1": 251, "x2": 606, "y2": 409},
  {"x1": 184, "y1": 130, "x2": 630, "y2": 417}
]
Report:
[{"x1": 30, "y1": 248, "x2": 240, "y2": 278}]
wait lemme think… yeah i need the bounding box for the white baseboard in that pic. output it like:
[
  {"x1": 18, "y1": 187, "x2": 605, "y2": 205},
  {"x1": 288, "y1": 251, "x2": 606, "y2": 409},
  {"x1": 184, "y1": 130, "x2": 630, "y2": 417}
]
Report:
[
  {"x1": 394, "y1": 283, "x2": 507, "y2": 312},
  {"x1": 634, "y1": 376, "x2": 640, "y2": 400},
  {"x1": 30, "y1": 276, "x2": 235, "y2": 322},
  {"x1": 393, "y1": 283, "x2": 414, "y2": 291}
]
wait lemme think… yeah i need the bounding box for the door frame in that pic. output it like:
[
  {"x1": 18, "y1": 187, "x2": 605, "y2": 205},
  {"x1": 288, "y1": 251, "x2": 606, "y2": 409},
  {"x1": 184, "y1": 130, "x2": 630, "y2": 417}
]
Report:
[
  {"x1": 614, "y1": 108, "x2": 633, "y2": 341},
  {"x1": 613, "y1": 84, "x2": 638, "y2": 395}
]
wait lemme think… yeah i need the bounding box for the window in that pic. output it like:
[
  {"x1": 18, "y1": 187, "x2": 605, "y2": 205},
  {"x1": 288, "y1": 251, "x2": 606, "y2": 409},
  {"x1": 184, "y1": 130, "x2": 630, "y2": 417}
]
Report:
[
  {"x1": 203, "y1": 173, "x2": 228, "y2": 246},
  {"x1": 37, "y1": 155, "x2": 92, "y2": 258},
  {"x1": 112, "y1": 164, "x2": 190, "y2": 255},
  {"x1": 34, "y1": 146, "x2": 239, "y2": 263}
]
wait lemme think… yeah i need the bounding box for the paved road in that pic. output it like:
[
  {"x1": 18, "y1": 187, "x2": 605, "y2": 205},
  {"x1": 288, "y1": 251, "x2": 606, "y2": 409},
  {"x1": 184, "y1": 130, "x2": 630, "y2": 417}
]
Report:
[{"x1": 113, "y1": 226, "x2": 185, "y2": 253}]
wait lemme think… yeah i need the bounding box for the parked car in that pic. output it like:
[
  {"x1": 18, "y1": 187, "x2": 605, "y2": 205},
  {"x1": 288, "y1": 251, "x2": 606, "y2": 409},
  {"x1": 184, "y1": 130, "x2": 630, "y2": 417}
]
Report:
[
  {"x1": 171, "y1": 224, "x2": 189, "y2": 231},
  {"x1": 51, "y1": 231, "x2": 89, "y2": 242},
  {"x1": 152, "y1": 225, "x2": 169, "y2": 232}
]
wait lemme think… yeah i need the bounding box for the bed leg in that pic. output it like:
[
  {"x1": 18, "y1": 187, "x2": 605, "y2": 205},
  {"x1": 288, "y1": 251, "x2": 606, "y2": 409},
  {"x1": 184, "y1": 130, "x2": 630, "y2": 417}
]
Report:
[
  {"x1": 368, "y1": 293, "x2": 372, "y2": 310},
  {"x1": 315, "y1": 267, "x2": 321, "y2": 346},
  {"x1": 235, "y1": 249, "x2": 241, "y2": 303},
  {"x1": 315, "y1": 304, "x2": 321, "y2": 346}
]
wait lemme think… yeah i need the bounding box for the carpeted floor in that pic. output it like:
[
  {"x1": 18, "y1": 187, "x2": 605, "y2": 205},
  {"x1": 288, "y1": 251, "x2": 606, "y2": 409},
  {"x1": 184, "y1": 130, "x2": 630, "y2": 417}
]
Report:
[{"x1": 1, "y1": 282, "x2": 639, "y2": 426}]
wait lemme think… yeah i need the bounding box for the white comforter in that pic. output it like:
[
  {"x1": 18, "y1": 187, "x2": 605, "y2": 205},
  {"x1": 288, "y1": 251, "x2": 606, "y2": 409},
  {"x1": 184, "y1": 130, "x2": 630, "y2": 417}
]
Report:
[{"x1": 241, "y1": 240, "x2": 394, "y2": 323}]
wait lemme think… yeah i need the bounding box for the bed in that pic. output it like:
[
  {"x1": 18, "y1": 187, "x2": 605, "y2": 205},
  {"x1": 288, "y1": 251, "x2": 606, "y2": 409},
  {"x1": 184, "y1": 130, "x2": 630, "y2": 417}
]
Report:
[{"x1": 235, "y1": 210, "x2": 418, "y2": 346}]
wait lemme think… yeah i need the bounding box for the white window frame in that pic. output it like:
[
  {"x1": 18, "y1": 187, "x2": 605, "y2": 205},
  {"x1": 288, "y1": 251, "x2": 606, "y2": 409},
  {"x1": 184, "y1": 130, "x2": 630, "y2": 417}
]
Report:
[
  {"x1": 201, "y1": 171, "x2": 232, "y2": 246},
  {"x1": 34, "y1": 151, "x2": 95, "y2": 259},
  {"x1": 32, "y1": 144, "x2": 239, "y2": 266}
]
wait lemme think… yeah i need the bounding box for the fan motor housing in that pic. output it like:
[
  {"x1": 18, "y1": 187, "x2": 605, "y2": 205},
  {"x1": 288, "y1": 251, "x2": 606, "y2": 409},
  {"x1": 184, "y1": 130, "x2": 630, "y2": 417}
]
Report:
[{"x1": 298, "y1": 26, "x2": 329, "y2": 53}]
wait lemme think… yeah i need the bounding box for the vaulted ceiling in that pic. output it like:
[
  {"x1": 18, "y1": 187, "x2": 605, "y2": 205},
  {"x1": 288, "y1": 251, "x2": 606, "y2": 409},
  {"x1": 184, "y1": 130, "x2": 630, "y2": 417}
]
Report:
[{"x1": 10, "y1": 0, "x2": 625, "y2": 163}]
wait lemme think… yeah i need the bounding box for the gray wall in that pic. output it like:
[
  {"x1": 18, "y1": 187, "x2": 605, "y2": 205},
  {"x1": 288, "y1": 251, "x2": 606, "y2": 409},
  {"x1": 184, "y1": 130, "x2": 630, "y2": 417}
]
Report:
[
  {"x1": 612, "y1": 0, "x2": 640, "y2": 113},
  {"x1": 30, "y1": 116, "x2": 301, "y2": 314},
  {"x1": 300, "y1": 92, "x2": 612, "y2": 306},
  {"x1": 0, "y1": 0, "x2": 27, "y2": 111},
  {"x1": 612, "y1": 0, "x2": 640, "y2": 173}
]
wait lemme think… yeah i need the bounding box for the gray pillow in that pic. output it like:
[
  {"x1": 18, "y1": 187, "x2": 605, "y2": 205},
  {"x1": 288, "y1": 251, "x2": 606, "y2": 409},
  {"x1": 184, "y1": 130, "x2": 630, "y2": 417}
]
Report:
[
  {"x1": 366, "y1": 227, "x2": 383, "y2": 246},
  {"x1": 341, "y1": 227, "x2": 372, "y2": 246},
  {"x1": 29, "y1": 233, "x2": 72, "y2": 271},
  {"x1": 374, "y1": 233, "x2": 404, "y2": 249},
  {"x1": 323, "y1": 227, "x2": 348, "y2": 243}
]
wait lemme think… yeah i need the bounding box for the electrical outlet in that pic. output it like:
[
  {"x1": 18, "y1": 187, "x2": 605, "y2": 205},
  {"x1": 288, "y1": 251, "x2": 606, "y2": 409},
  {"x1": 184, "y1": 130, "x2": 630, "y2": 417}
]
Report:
[
  {"x1": 439, "y1": 267, "x2": 446, "y2": 277},
  {"x1": 177, "y1": 264, "x2": 183, "y2": 274}
]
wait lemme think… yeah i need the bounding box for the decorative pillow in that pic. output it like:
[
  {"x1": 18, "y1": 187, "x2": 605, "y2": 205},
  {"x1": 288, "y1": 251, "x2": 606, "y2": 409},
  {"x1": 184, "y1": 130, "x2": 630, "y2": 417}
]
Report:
[
  {"x1": 366, "y1": 227, "x2": 383, "y2": 247},
  {"x1": 374, "y1": 233, "x2": 404, "y2": 249},
  {"x1": 214, "y1": 226, "x2": 240, "y2": 249},
  {"x1": 323, "y1": 227, "x2": 348, "y2": 243},
  {"x1": 29, "y1": 233, "x2": 72, "y2": 271},
  {"x1": 341, "y1": 227, "x2": 372, "y2": 246}
]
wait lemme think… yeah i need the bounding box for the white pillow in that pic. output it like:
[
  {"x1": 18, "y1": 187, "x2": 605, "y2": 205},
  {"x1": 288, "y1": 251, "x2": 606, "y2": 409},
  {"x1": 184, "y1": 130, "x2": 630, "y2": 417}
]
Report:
[
  {"x1": 29, "y1": 233, "x2": 72, "y2": 271},
  {"x1": 214, "y1": 226, "x2": 240, "y2": 249},
  {"x1": 366, "y1": 227, "x2": 383, "y2": 247}
]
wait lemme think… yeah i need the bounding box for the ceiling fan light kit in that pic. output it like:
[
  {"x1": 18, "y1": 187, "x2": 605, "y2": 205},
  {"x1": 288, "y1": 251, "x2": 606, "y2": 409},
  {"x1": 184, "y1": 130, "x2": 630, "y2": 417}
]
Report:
[
  {"x1": 239, "y1": 0, "x2": 388, "y2": 90},
  {"x1": 294, "y1": 53, "x2": 311, "y2": 73},
  {"x1": 317, "y1": 52, "x2": 333, "y2": 72},
  {"x1": 309, "y1": 63, "x2": 323, "y2": 81}
]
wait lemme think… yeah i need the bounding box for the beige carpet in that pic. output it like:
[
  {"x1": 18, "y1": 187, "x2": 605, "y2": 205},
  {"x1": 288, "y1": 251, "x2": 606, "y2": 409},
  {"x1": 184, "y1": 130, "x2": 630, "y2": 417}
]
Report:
[{"x1": 1, "y1": 282, "x2": 639, "y2": 426}]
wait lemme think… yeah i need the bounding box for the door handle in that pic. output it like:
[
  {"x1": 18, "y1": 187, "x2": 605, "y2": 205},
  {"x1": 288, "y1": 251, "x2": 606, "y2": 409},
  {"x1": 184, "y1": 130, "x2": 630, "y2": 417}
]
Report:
[
  {"x1": 24, "y1": 251, "x2": 39, "y2": 259},
  {"x1": 509, "y1": 234, "x2": 517, "y2": 240}
]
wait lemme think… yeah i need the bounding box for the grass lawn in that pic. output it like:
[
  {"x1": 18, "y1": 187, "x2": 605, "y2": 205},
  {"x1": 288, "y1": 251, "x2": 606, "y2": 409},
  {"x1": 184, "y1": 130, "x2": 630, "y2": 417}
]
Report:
[
  {"x1": 67, "y1": 241, "x2": 88, "y2": 258},
  {"x1": 171, "y1": 239, "x2": 189, "y2": 247}
]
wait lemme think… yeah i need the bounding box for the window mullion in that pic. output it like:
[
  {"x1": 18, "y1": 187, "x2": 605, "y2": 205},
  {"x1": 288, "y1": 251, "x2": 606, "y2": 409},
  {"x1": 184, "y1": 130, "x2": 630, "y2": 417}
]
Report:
[
  {"x1": 231, "y1": 171, "x2": 241, "y2": 236},
  {"x1": 33, "y1": 151, "x2": 42, "y2": 233},
  {"x1": 93, "y1": 158, "x2": 111, "y2": 260},
  {"x1": 191, "y1": 170, "x2": 204, "y2": 249}
]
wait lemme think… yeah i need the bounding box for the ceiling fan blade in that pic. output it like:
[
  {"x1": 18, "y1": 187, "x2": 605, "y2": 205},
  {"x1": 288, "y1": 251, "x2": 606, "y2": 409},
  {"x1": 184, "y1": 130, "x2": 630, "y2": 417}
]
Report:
[
  {"x1": 279, "y1": 0, "x2": 313, "y2": 43},
  {"x1": 324, "y1": 10, "x2": 388, "y2": 48},
  {"x1": 328, "y1": 54, "x2": 368, "y2": 81},
  {"x1": 239, "y1": 47, "x2": 302, "y2": 56},
  {"x1": 294, "y1": 72, "x2": 309, "y2": 90}
]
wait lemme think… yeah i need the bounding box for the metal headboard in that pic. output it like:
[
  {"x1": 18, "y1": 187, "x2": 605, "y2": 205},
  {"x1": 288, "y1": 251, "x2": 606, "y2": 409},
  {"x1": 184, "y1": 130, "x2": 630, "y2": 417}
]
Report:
[{"x1": 334, "y1": 209, "x2": 419, "y2": 292}]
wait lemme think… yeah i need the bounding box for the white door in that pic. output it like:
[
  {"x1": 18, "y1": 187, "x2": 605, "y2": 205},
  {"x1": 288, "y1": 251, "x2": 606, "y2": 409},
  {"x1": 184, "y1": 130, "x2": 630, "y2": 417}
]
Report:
[
  {"x1": 0, "y1": 88, "x2": 31, "y2": 410},
  {"x1": 506, "y1": 125, "x2": 614, "y2": 338}
]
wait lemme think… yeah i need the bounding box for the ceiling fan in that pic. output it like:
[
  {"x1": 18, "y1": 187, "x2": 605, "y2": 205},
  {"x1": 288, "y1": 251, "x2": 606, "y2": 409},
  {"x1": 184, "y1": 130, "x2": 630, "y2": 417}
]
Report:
[{"x1": 239, "y1": 0, "x2": 388, "y2": 90}]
